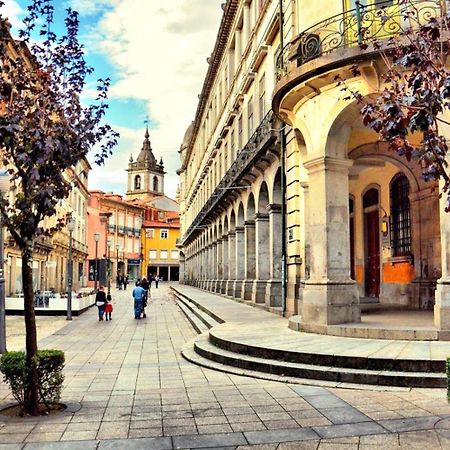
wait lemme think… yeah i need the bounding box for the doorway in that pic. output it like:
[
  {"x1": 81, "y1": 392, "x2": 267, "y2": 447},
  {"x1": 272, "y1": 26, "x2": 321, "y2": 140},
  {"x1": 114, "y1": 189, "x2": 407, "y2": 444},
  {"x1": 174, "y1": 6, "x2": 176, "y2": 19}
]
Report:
[{"x1": 363, "y1": 188, "x2": 380, "y2": 298}]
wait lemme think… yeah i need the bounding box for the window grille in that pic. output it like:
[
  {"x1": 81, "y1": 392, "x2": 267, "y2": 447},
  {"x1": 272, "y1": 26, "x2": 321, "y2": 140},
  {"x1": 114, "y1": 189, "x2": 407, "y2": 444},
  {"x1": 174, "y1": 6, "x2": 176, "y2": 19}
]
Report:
[{"x1": 390, "y1": 174, "x2": 411, "y2": 256}]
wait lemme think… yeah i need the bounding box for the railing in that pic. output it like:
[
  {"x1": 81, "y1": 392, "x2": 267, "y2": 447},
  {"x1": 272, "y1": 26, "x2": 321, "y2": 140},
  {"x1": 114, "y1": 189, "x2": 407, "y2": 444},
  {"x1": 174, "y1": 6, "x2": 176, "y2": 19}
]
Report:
[
  {"x1": 276, "y1": 0, "x2": 442, "y2": 80},
  {"x1": 181, "y1": 110, "x2": 278, "y2": 245}
]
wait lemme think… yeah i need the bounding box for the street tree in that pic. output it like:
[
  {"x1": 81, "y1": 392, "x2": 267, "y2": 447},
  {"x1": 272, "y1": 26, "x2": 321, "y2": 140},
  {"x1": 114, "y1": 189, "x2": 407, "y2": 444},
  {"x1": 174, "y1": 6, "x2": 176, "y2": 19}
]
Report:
[
  {"x1": 338, "y1": 0, "x2": 450, "y2": 210},
  {"x1": 0, "y1": 0, "x2": 118, "y2": 415}
]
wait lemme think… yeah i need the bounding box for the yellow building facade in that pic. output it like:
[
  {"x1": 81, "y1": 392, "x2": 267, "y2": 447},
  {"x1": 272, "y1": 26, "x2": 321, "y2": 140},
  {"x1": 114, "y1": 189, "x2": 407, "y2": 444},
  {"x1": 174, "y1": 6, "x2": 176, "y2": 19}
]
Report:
[
  {"x1": 141, "y1": 208, "x2": 180, "y2": 282},
  {"x1": 178, "y1": 0, "x2": 450, "y2": 339}
]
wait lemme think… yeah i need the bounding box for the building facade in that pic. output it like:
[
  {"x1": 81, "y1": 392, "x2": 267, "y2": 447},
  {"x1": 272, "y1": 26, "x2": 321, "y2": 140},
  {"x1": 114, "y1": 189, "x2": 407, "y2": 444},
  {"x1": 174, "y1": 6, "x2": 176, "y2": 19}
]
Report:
[
  {"x1": 178, "y1": 0, "x2": 450, "y2": 338},
  {"x1": 141, "y1": 207, "x2": 180, "y2": 282},
  {"x1": 87, "y1": 191, "x2": 143, "y2": 287}
]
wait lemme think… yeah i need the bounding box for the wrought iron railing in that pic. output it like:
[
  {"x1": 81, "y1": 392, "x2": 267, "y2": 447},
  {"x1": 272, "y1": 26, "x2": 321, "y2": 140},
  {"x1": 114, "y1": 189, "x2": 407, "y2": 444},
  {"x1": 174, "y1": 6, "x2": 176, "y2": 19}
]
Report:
[
  {"x1": 181, "y1": 110, "x2": 278, "y2": 245},
  {"x1": 276, "y1": 0, "x2": 443, "y2": 80}
]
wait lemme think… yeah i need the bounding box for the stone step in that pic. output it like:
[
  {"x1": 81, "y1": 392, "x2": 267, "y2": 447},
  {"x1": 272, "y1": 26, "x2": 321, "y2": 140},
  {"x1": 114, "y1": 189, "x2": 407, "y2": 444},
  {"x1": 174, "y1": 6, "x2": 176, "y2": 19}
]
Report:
[
  {"x1": 171, "y1": 287, "x2": 224, "y2": 325},
  {"x1": 175, "y1": 298, "x2": 209, "y2": 335},
  {"x1": 173, "y1": 292, "x2": 221, "y2": 330},
  {"x1": 209, "y1": 328, "x2": 445, "y2": 373},
  {"x1": 192, "y1": 334, "x2": 446, "y2": 388}
]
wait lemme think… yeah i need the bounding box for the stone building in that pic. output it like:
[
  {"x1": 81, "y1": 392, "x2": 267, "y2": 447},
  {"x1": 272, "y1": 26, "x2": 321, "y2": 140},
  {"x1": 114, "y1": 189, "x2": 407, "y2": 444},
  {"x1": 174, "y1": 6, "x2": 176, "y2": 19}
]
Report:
[{"x1": 178, "y1": 0, "x2": 450, "y2": 339}]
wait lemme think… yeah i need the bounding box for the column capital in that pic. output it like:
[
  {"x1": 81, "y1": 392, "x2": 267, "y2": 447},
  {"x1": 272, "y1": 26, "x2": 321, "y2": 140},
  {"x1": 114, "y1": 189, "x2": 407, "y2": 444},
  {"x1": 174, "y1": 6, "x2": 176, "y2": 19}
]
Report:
[
  {"x1": 228, "y1": 231, "x2": 236, "y2": 238},
  {"x1": 244, "y1": 220, "x2": 255, "y2": 227},
  {"x1": 303, "y1": 156, "x2": 353, "y2": 174},
  {"x1": 235, "y1": 226, "x2": 245, "y2": 232},
  {"x1": 255, "y1": 212, "x2": 269, "y2": 221},
  {"x1": 267, "y1": 203, "x2": 282, "y2": 213}
]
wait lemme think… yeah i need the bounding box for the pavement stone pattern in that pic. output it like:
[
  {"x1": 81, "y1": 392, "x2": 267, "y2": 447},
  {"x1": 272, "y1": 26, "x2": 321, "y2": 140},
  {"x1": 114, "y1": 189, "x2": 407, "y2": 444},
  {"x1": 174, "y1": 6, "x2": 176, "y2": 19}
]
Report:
[{"x1": 0, "y1": 284, "x2": 449, "y2": 448}]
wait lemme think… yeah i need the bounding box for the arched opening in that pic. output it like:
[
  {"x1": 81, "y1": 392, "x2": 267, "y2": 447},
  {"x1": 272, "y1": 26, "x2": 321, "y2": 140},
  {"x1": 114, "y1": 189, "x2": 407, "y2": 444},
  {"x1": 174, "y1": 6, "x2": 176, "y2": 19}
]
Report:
[
  {"x1": 134, "y1": 175, "x2": 141, "y2": 190},
  {"x1": 153, "y1": 176, "x2": 159, "y2": 192},
  {"x1": 243, "y1": 193, "x2": 256, "y2": 300},
  {"x1": 390, "y1": 174, "x2": 411, "y2": 257}
]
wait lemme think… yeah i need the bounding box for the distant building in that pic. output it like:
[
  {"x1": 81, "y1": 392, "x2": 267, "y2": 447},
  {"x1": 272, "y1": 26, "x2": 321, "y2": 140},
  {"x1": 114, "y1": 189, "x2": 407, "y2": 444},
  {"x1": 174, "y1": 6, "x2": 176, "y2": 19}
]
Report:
[{"x1": 87, "y1": 191, "x2": 143, "y2": 286}]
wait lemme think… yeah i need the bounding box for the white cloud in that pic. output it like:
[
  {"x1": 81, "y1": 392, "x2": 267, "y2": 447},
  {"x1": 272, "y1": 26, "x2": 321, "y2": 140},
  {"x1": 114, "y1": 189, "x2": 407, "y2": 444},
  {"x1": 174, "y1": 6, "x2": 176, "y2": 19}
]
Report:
[
  {"x1": 1, "y1": 0, "x2": 23, "y2": 30},
  {"x1": 86, "y1": 0, "x2": 224, "y2": 199}
]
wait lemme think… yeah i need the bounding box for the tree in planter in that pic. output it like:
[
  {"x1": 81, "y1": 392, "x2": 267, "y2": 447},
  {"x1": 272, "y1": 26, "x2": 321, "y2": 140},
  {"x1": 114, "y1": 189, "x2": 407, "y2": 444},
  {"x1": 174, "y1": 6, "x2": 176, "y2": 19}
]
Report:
[
  {"x1": 0, "y1": 0, "x2": 118, "y2": 415},
  {"x1": 337, "y1": 0, "x2": 450, "y2": 210}
]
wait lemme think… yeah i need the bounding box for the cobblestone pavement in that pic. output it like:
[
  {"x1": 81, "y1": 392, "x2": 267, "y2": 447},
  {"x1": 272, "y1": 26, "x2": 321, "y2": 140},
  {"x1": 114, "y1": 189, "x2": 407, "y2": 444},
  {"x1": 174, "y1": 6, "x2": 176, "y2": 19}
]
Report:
[{"x1": 0, "y1": 285, "x2": 449, "y2": 449}]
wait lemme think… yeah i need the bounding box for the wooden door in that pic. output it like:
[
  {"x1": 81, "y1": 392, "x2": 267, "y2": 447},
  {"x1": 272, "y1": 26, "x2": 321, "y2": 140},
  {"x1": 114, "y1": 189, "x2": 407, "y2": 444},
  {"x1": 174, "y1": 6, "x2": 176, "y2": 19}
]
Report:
[{"x1": 364, "y1": 209, "x2": 380, "y2": 297}]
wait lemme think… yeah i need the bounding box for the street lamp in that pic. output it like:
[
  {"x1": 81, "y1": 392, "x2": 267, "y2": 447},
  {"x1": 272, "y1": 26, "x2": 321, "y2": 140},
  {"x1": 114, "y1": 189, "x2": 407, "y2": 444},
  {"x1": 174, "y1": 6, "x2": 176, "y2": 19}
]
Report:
[
  {"x1": 66, "y1": 216, "x2": 76, "y2": 321},
  {"x1": 107, "y1": 238, "x2": 112, "y2": 296},
  {"x1": 0, "y1": 170, "x2": 9, "y2": 353},
  {"x1": 116, "y1": 244, "x2": 120, "y2": 289},
  {"x1": 93, "y1": 232, "x2": 100, "y2": 292}
]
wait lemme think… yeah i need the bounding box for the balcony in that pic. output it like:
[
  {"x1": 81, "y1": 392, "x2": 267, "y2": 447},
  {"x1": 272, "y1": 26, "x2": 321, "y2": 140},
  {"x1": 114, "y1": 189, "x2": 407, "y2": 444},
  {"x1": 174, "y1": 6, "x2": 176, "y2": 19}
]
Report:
[
  {"x1": 181, "y1": 111, "x2": 279, "y2": 245},
  {"x1": 274, "y1": 0, "x2": 442, "y2": 110}
]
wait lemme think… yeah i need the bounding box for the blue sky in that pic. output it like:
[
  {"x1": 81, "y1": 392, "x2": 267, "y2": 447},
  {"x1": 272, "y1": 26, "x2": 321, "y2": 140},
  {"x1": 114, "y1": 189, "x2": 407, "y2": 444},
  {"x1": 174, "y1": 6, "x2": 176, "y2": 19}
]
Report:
[{"x1": 3, "y1": 0, "x2": 224, "y2": 198}]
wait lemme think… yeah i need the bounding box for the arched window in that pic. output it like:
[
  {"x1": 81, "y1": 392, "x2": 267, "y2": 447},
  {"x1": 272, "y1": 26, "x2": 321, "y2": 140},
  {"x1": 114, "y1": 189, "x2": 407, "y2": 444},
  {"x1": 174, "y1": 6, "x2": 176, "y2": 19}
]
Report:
[
  {"x1": 153, "y1": 176, "x2": 158, "y2": 192},
  {"x1": 134, "y1": 175, "x2": 141, "y2": 190},
  {"x1": 390, "y1": 174, "x2": 411, "y2": 256}
]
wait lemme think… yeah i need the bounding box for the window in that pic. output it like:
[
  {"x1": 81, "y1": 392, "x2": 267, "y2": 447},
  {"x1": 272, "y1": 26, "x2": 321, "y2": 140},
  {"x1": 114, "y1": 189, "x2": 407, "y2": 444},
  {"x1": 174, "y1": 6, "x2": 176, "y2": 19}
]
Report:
[
  {"x1": 160, "y1": 250, "x2": 168, "y2": 259},
  {"x1": 134, "y1": 175, "x2": 141, "y2": 190},
  {"x1": 247, "y1": 96, "x2": 254, "y2": 136},
  {"x1": 171, "y1": 250, "x2": 179, "y2": 260},
  {"x1": 160, "y1": 229, "x2": 168, "y2": 239},
  {"x1": 153, "y1": 176, "x2": 159, "y2": 192},
  {"x1": 390, "y1": 174, "x2": 411, "y2": 256},
  {"x1": 230, "y1": 129, "x2": 235, "y2": 160},
  {"x1": 224, "y1": 140, "x2": 228, "y2": 170},
  {"x1": 259, "y1": 74, "x2": 266, "y2": 120},
  {"x1": 238, "y1": 114, "x2": 243, "y2": 149},
  {"x1": 149, "y1": 250, "x2": 157, "y2": 260},
  {"x1": 145, "y1": 229, "x2": 154, "y2": 239}
]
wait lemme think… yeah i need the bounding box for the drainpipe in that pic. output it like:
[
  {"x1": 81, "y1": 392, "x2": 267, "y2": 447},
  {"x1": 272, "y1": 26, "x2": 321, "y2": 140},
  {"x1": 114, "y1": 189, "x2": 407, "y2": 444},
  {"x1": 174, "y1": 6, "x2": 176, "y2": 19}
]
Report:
[{"x1": 279, "y1": 0, "x2": 287, "y2": 317}]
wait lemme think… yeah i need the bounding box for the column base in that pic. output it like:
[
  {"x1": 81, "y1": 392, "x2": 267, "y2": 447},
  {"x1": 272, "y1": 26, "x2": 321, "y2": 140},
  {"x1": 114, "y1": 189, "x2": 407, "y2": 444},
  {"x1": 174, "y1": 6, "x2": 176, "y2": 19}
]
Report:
[
  {"x1": 265, "y1": 279, "x2": 282, "y2": 307},
  {"x1": 252, "y1": 280, "x2": 267, "y2": 304},
  {"x1": 233, "y1": 280, "x2": 243, "y2": 299},
  {"x1": 226, "y1": 280, "x2": 236, "y2": 297},
  {"x1": 301, "y1": 281, "x2": 360, "y2": 333},
  {"x1": 213, "y1": 280, "x2": 221, "y2": 293},
  {"x1": 241, "y1": 280, "x2": 254, "y2": 301},
  {"x1": 434, "y1": 280, "x2": 450, "y2": 332},
  {"x1": 219, "y1": 280, "x2": 226, "y2": 294}
]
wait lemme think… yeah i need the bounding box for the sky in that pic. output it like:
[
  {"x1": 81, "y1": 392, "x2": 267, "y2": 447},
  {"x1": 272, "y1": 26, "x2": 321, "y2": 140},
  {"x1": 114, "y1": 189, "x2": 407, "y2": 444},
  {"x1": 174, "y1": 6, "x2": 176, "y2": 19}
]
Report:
[{"x1": 2, "y1": 0, "x2": 224, "y2": 199}]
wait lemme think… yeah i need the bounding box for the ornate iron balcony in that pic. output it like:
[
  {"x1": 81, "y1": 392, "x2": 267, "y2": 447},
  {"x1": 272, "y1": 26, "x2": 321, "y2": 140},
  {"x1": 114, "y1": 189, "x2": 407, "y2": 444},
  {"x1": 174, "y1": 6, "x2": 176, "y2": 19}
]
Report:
[
  {"x1": 181, "y1": 110, "x2": 278, "y2": 245},
  {"x1": 276, "y1": 0, "x2": 442, "y2": 81}
]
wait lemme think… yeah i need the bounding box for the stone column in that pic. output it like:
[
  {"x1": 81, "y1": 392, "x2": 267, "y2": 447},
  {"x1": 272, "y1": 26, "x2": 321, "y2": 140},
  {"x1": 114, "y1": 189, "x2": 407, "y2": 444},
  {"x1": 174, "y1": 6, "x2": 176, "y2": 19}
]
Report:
[
  {"x1": 265, "y1": 204, "x2": 282, "y2": 307},
  {"x1": 226, "y1": 231, "x2": 236, "y2": 296},
  {"x1": 252, "y1": 213, "x2": 270, "y2": 303},
  {"x1": 301, "y1": 156, "x2": 360, "y2": 333},
  {"x1": 242, "y1": 220, "x2": 256, "y2": 300},
  {"x1": 179, "y1": 252, "x2": 185, "y2": 284},
  {"x1": 434, "y1": 181, "x2": 450, "y2": 339},
  {"x1": 215, "y1": 238, "x2": 223, "y2": 293},
  {"x1": 210, "y1": 242, "x2": 217, "y2": 291},
  {"x1": 234, "y1": 226, "x2": 245, "y2": 297},
  {"x1": 221, "y1": 234, "x2": 229, "y2": 294}
]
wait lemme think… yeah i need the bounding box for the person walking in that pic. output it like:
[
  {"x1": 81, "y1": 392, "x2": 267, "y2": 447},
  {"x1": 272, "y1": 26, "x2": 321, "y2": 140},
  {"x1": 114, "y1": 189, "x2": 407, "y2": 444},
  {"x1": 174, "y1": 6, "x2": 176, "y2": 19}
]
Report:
[
  {"x1": 155, "y1": 275, "x2": 159, "y2": 288},
  {"x1": 105, "y1": 294, "x2": 113, "y2": 321},
  {"x1": 132, "y1": 282, "x2": 145, "y2": 320},
  {"x1": 95, "y1": 286, "x2": 107, "y2": 321},
  {"x1": 123, "y1": 276, "x2": 128, "y2": 290},
  {"x1": 140, "y1": 277, "x2": 150, "y2": 318}
]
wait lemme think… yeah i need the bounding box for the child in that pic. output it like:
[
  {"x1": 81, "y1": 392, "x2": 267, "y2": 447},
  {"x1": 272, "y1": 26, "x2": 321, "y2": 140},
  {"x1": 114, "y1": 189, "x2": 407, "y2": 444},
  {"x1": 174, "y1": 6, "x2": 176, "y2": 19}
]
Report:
[{"x1": 105, "y1": 294, "x2": 113, "y2": 321}]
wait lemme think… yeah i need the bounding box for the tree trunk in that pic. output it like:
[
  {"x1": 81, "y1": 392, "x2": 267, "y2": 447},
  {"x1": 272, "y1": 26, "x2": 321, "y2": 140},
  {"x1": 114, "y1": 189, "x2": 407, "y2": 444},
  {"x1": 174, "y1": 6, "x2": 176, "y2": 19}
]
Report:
[{"x1": 22, "y1": 249, "x2": 39, "y2": 416}]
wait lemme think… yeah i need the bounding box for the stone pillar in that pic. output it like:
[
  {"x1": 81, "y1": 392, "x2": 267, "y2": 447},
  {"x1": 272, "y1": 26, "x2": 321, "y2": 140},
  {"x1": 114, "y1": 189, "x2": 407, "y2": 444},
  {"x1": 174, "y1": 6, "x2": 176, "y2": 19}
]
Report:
[
  {"x1": 301, "y1": 157, "x2": 360, "y2": 333},
  {"x1": 434, "y1": 182, "x2": 450, "y2": 339},
  {"x1": 252, "y1": 213, "x2": 270, "y2": 303},
  {"x1": 215, "y1": 238, "x2": 223, "y2": 293},
  {"x1": 205, "y1": 244, "x2": 211, "y2": 291},
  {"x1": 265, "y1": 204, "x2": 282, "y2": 307},
  {"x1": 242, "y1": 2, "x2": 250, "y2": 49},
  {"x1": 226, "y1": 231, "x2": 236, "y2": 296},
  {"x1": 211, "y1": 242, "x2": 217, "y2": 291},
  {"x1": 179, "y1": 252, "x2": 185, "y2": 284},
  {"x1": 221, "y1": 235, "x2": 229, "y2": 294},
  {"x1": 242, "y1": 220, "x2": 256, "y2": 300},
  {"x1": 234, "y1": 226, "x2": 245, "y2": 297}
]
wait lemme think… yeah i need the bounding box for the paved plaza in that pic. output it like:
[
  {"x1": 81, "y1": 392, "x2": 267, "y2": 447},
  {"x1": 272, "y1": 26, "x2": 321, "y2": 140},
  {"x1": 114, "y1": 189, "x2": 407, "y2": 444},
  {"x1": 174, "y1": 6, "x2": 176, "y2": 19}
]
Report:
[{"x1": 0, "y1": 285, "x2": 450, "y2": 448}]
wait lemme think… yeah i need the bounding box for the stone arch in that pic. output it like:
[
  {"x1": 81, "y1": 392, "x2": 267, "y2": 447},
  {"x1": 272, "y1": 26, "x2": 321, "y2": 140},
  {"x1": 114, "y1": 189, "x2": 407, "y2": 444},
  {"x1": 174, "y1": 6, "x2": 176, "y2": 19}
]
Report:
[
  {"x1": 134, "y1": 175, "x2": 141, "y2": 190},
  {"x1": 246, "y1": 192, "x2": 256, "y2": 221}
]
